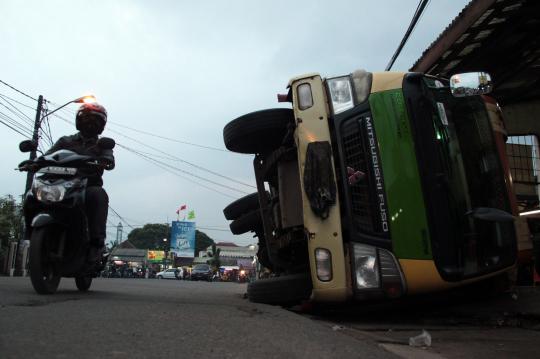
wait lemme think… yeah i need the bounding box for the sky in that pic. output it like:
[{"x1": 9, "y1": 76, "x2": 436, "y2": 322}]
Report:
[{"x1": 0, "y1": 0, "x2": 471, "y2": 246}]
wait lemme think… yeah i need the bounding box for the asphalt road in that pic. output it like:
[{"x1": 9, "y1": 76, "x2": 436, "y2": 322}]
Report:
[{"x1": 0, "y1": 277, "x2": 393, "y2": 359}]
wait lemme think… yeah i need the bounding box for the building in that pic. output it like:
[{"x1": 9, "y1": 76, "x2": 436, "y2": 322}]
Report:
[{"x1": 194, "y1": 242, "x2": 257, "y2": 268}]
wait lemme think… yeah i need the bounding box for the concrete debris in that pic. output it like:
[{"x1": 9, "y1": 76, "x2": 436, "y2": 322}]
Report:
[
  {"x1": 409, "y1": 330, "x2": 432, "y2": 347},
  {"x1": 331, "y1": 325, "x2": 345, "y2": 331}
]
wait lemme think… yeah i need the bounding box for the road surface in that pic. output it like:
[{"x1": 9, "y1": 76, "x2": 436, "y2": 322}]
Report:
[{"x1": 0, "y1": 277, "x2": 391, "y2": 359}]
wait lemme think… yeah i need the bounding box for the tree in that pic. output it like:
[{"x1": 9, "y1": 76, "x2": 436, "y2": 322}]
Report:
[
  {"x1": 206, "y1": 243, "x2": 221, "y2": 270},
  {"x1": 195, "y1": 230, "x2": 214, "y2": 256},
  {"x1": 127, "y1": 224, "x2": 170, "y2": 250},
  {"x1": 0, "y1": 195, "x2": 22, "y2": 257}
]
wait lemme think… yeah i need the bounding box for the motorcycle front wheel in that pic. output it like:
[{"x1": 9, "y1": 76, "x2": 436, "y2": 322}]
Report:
[
  {"x1": 29, "y1": 227, "x2": 62, "y2": 294},
  {"x1": 75, "y1": 276, "x2": 92, "y2": 291}
]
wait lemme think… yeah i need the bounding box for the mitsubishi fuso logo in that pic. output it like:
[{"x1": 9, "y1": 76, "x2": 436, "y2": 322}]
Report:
[{"x1": 365, "y1": 116, "x2": 389, "y2": 233}]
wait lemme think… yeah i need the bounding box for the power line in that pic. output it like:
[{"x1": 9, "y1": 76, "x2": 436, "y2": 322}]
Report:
[
  {"x1": 107, "y1": 121, "x2": 231, "y2": 153},
  {"x1": 118, "y1": 143, "x2": 241, "y2": 198},
  {"x1": 0, "y1": 95, "x2": 34, "y2": 125},
  {"x1": 108, "y1": 205, "x2": 135, "y2": 230},
  {"x1": 0, "y1": 117, "x2": 31, "y2": 137},
  {"x1": 48, "y1": 102, "x2": 233, "y2": 154},
  {"x1": 48, "y1": 110, "x2": 255, "y2": 190},
  {"x1": 0, "y1": 92, "x2": 37, "y2": 111},
  {"x1": 108, "y1": 128, "x2": 255, "y2": 189},
  {"x1": 385, "y1": 0, "x2": 430, "y2": 71},
  {"x1": 40, "y1": 102, "x2": 54, "y2": 146},
  {"x1": 0, "y1": 79, "x2": 38, "y2": 102},
  {"x1": 0, "y1": 111, "x2": 33, "y2": 137}
]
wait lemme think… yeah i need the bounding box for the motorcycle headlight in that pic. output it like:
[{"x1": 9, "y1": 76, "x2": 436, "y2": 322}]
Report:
[
  {"x1": 352, "y1": 243, "x2": 380, "y2": 289},
  {"x1": 33, "y1": 180, "x2": 66, "y2": 202},
  {"x1": 327, "y1": 76, "x2": 354, "y2": 115}
]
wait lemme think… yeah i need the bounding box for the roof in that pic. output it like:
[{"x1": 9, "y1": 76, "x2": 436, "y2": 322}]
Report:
[
  {"x1": 117, "y1": 240, "x2": 136, "y2": 249},
  {"x1": 110, "y1": 248, "x2": 147, "y2": 262},
  {"x1": 214, "y1": 242, "x2": 239, "y2": 247},
  {"x1": 411, "y1": 0, "x2": 540, "y2": 105}
]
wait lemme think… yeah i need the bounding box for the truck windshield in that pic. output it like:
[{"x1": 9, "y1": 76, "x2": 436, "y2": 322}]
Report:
[{"x1": 405, "y1": 76, "x2": 516, "y2": 279}]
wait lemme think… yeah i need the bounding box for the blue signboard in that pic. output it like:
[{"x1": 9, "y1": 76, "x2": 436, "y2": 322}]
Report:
[{"x1": 170, "y1": 221, "x2": 196, "y2": 258}]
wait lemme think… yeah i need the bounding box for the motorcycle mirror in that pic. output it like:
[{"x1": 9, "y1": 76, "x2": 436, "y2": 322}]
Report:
[
  {"x1": 19, "y1": 140, "x2": 38, "y2": 153},
  {"x1": 97, "y1": 137, "x2": 115, "y2": 150}
]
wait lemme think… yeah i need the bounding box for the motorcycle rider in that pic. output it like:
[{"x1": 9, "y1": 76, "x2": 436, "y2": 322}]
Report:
[{"x1": 44, "y1": 102, "x2": 114, "y2": 262}]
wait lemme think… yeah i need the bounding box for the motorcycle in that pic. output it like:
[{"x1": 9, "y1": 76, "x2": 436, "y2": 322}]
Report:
[{"x1": 18, "y1": 137, "x2": 115, "y2": 294}]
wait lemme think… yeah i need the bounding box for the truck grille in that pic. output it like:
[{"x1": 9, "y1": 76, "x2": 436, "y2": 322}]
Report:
[{"x1": 342, "y1": 118, "x2": 378, "y2": 234}]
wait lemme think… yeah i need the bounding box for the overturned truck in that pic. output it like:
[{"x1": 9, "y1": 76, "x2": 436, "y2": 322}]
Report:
[{"x1": 223, "y1": 69, "x2": 517, "y2": 305}]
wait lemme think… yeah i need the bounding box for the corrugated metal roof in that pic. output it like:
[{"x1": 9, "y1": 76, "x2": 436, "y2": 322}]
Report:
[{"x1": 411, "y1": 0, "x2": 540, "y2": 105}]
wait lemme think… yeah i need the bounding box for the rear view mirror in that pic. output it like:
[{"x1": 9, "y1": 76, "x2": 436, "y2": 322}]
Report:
[
  {"x1": 450, "y1": 72, "x2": 492, "y2": 97},
  {"x1": 97, "y1": 137, "x2": 115, "y2": 150},
  {"x1": 19, "y1": 140, "x2": 38, "y2": 153}
]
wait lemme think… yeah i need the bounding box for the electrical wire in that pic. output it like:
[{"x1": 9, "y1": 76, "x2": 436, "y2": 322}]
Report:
[
  {"x1": 0, "y1": 110, "x2": 33, "y2": 137},
  {"x1": 0, "y1": 95, "x2": 34, "y2": 126},
  {"x1": 0, "y1": 92, "x2": 37, "y2": 111},
  {"x1": 118, "y1": 143, "x2": 242, "y2": 198},
  {"x1": 108, "y1": 205, "x2": 135, "y2": 230},
  {"x1": 107, "y1": 127, "x2": 255, "y2": 189},
  {"x1": 48, "y1": 103, "x2": 230, "y2": 154},
  {"x1": 107, "y1": 121, "x2": 230, "y2": 153},
  {"x1": 48, "y1": 110, "x2": 255, "y2": 190},
  {"x1": 0, "y1": 79, "x2": 38, "y2": 102},
  {"x1": 40, "y1": 102, "x2": 54, "y2": 146},
  {"x1": 385, "y1": 0, "x2": 431, "y2": 71},
  {"x1": 0, "y1": 117, "x2": 31, "y2": 137}
]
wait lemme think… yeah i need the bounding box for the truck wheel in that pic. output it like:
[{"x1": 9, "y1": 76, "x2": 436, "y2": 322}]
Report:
[
  {"x1": 229, "y1": 210, "x2": 262, "y2": 235},
  {"x1": 29, "y1": 227, "x2": 61, "y2": 294},
  {"x1": 247, "y1": 273, "x2": 312, "y2": 305},
  {"x1": 223, "y1": 108, "x2": 294, "y2": 154},
  {"x1": 223, "y1": 192, "x2": 269, "y2": 220},
  {"x1": 75, "y1": 276, "x2": 92, "y2": 291}
]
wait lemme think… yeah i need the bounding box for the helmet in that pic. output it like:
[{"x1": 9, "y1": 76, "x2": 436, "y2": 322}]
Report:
[{"x1": 76, "y1": 103, "x2": 107, "y2": 136}]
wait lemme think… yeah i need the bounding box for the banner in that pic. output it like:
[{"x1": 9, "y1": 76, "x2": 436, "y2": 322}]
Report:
[
  {"x1": 147, "y1": 250, "x2": 165, "y2": 263},
  {"x1": 170, "y1": 221, "x2": 196, "y2": 258}
]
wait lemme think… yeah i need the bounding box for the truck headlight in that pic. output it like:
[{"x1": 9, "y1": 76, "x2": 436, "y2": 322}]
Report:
[
  {"x1": 315, "y1": 248, "x2": 332, "y2": 281},
  {"x1": 352, "y1": 243, "x2": 380, "y2": 289},
  {"x1": 327, "y1": 76, "x2": 354, "y2": 115}
]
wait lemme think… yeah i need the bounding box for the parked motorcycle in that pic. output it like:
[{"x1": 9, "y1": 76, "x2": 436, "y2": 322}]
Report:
[{"x1": 18, "y1": 138, "x2": 115, "y2": 294}]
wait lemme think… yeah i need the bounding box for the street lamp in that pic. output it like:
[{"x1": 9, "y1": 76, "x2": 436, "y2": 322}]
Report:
[
  {"x1": 43, "y1": 94, "x2": 97, "y2": 120},
  {"x1": 163, "y1": 238, "x2": 168, "y2": 269}
]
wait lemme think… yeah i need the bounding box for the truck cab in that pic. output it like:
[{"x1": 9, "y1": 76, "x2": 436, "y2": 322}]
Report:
[{"x1": 223, "y1": 69, "x2": 517, "y2": 304}]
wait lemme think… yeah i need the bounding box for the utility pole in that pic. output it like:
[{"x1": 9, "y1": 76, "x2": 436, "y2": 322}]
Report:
[
  {"x1": 17, "y1": 95, "x2": 44, "y2": 275},
  {"x1": 25, "y1": 95, "x2": 44, "y2": 192}
]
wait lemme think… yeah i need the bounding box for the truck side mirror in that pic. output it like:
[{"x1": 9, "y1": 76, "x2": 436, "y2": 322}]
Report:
[
  {"x1": 450, "y1": 72, "x2": 492, "y2": 97},
  {"x1": 19, "y1": 140, "x2": 38, "y2": 153}
]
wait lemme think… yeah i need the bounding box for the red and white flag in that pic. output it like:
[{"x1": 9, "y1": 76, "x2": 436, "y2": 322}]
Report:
[{"x1": 176, "y1": 204, "x2": 187, "y2": 214}]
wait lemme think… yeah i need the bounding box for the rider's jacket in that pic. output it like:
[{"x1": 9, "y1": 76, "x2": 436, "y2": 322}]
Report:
[{"x1": 45, "y1": 132, "x2": 115, "y2": 187}]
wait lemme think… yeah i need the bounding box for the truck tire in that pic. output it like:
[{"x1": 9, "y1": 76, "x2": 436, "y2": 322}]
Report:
[
  {"x1": 247, "y1": 273, "x2": 312, "y2": 305},
  {"x1": 223, "y1": 108, "x2": 294, "y2": 154},
  {"x1": 229, "y1": 209, "x2": 262, "y2": 235},
  {"x1": 223, "y1": 192, "x2": 269, "y2": 220}
]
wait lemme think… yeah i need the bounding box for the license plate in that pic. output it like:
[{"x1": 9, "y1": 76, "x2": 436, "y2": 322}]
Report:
[{"x1": 38, "y1": 166, "x2": 77, "y2": 175}]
